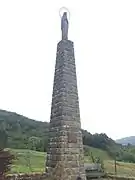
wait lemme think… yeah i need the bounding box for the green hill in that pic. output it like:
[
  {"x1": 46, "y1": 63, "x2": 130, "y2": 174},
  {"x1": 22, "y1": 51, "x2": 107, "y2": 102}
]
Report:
[
  {"x1": 0, "y1": 109, "x2": 117, "y2": 152},
  {"x1": 0, "y1": 109, "x2": 49, "y2": 151},
  {"x1": 1, "y1": 109, "x2": 135, "y2": 164}
]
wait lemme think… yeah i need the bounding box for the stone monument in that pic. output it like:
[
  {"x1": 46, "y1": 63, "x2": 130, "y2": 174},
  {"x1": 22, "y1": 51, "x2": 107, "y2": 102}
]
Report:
[{"x1": 46, "y1": 8, "x2": 86, "y2": 180}]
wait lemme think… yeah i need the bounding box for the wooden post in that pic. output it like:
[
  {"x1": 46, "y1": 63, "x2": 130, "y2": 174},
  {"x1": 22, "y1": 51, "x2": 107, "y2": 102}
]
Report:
[{"x1": 114, "y1": 157, "x2": 117, "y2": 175}]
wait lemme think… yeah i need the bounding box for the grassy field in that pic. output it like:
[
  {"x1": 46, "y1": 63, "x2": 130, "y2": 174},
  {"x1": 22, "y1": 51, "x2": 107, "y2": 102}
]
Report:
[{"x1": 8, "y1": 148, "x2": 135, "y2": 177}]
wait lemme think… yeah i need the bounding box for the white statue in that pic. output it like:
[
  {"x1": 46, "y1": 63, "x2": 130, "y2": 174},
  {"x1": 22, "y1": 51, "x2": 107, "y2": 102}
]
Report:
[{"x1": 61, "y1": 12, "x2": 68, "y2": 40}]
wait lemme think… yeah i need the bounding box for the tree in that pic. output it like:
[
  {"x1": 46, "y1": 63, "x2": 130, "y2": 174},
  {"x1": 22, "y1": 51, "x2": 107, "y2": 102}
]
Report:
[
  {"x1": 24, "y1": 150, "x2": 32, "y2": 172},
  {"x1": 0, "y1": 130, "x2": 8, "y2": 148},
  {"x1": 90, "y1": 152, "x2": 95, "y2": 163}
]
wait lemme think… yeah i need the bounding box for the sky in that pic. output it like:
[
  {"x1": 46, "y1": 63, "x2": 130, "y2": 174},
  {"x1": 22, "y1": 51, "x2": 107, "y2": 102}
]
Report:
[{"x1": 0, "y1": 0, "x2": 135, "y2": 140}]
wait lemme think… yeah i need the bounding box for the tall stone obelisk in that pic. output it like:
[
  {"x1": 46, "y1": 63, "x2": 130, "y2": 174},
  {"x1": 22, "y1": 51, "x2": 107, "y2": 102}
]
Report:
[{"x1": 46, "y1": 9, "x2": 86, "y2": 180}]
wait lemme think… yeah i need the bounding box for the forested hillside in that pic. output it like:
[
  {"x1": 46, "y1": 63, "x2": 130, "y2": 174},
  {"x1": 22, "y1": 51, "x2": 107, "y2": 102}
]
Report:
[
  {"x1": 1, "y1": 109, "x2": 135, "y2": 163},
  {"x1": 0, "y1": 109, "x2": 49, "y2": 151},
  {"x1": 0, "y1": 109, "x2": 116, "y2": 151}
]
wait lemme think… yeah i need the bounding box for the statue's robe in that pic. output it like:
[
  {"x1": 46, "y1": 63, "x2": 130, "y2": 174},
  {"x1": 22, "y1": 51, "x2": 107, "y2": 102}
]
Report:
[{"x1": 61, "y1": 13, "x2": 68, "y2": 40}]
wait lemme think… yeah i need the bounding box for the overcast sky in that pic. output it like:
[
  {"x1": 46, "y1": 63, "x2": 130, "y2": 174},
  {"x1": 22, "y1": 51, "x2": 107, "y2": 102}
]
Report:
[{"x1": 0, "y1": 0, "x2": 135, "y2": 140}]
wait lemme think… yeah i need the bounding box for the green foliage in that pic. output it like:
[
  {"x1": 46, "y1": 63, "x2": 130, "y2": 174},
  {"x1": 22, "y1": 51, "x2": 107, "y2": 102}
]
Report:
[
  {"x1": 8, "y1": 149, "x2": 135, "y2": 176},
  {"x1": 83, "y1": 131, "x2": 119, "y2": 150},
  {"x1": 0, "y1": 130, "x2": 8, "y2": 148},
  {"x1": 10, "y1": 149, "x2": 45, "y2": 174},
  {"x1": 84, "y1": 146, "x2": 112, "y2": 161},
  {"x1": 0, "y1": 109, "x2": 117, "y2": 153},
  {"x1": 0, "y1": 109, "x2": 49, "y2": 151},
  {"x1": 1, "y1": 109, "x2": 135, "y2": 163}
]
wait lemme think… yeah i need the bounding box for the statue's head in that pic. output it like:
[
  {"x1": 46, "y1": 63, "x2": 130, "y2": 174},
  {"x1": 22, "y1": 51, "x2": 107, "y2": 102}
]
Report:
[
  {"x1": 63, "y1": 12, "x2": 67, "y2": 16},
  {"x1": 59, "y1": 7, "x2": 70, "y2": 20}
]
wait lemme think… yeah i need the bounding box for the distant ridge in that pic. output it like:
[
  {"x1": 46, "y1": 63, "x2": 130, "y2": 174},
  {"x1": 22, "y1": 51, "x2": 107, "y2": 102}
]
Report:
[{"x1": 116, "y1": 136, "x2": 135, "y2": 145}]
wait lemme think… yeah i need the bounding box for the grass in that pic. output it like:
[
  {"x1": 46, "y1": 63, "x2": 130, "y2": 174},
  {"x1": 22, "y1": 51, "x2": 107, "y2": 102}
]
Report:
[
  {"x1": 9, "y1": 149, "x2": 46, "y2": 174},
  {"x1": 84, "y1": 146, "x2": 112, "y2": 162},
  {"x1": 8, "y1": 148, "x2": 135, "y2": 177},
  {"x1": 104, "y1": 160, "x2": 135, "y2": 177}
]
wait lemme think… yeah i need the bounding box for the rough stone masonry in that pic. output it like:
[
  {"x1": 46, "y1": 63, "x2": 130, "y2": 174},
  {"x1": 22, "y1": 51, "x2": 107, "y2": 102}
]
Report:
[{"x1": 46, "y1": 10, "x2": 86, "y2": 180}]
